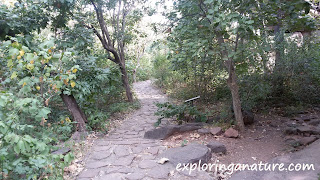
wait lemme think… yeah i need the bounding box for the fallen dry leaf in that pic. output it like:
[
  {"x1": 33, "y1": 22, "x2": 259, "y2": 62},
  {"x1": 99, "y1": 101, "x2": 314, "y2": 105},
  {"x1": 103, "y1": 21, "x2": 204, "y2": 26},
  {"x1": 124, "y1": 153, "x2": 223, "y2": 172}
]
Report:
[{"x1": 157, "y1": 157, "x2": 169, "y2": 164}]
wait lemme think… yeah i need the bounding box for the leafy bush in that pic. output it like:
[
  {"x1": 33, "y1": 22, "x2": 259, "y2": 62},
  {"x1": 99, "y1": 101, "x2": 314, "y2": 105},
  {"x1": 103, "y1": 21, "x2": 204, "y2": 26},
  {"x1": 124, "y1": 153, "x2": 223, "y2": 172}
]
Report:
[
  {"x1": 0, "y1": 38, "x2": 76, "y2": 179},
  {"x1": 108, "y1": 101, "x2": 141, "y2": 114},
  {"x1": 86, "y1": 110, "x2": 110, "y2": 132},
  {"x1": 154, "y1": 102, "x2": 207, "y2": 126},
  {"x1": 0, "y1": 92, "x2": 73, "y2": 179}
]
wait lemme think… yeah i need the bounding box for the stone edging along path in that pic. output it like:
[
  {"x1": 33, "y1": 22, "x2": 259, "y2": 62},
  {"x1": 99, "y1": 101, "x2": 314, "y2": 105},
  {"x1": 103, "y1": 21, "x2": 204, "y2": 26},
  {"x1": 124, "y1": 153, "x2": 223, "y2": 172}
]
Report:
[{"x1": 77, "y1": 80, "x2": 213, "y2": 180}]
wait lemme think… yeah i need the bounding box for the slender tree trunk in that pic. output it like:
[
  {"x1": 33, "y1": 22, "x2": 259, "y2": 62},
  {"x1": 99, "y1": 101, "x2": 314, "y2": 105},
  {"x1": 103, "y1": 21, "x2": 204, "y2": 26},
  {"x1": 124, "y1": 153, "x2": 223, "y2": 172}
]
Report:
[
  {"x1": 224, "y1": 60, "x2": 245, "y2": 131},
  {"x1": 88, "y1": 0, "x2": 134, "y2": 103},
  {"x1": 273, "y1": 10, "x2": 285, "y2": 98},
  {"x1": 60, "y1": 94, "x2": 87, "y2": 132},
  {"x1": 119, "y1": 62, "x2": 133, "y2": 102},
  {"x1": 273, "y1": 9, "x2": 284, "y2": 73},
  {"x1": 133, "y1": 69, "x2": 137, "y2": 83},
  {"x1": 217, "y1": 35, "x2": 245, "y2": 132}
]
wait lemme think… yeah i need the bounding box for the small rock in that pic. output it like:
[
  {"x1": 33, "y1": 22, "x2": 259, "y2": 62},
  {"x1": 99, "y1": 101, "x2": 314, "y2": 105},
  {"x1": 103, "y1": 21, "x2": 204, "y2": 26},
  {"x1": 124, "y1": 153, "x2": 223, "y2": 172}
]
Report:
[
  {"x1": 308, "y1": 119, "x2": 320, "y2": 126},
  {"x1": 284, "y1": 127, "x2": 298, "y2": 135},
  {"x1": 224, "y1": 128, "x2": 239, "y2": 138},
  {"x1": 197, "y1": 128, "x2": 211, "y2": 134},
  {"x1": 210, "y1": 127, "x2": 223, "y2": 136},
  {"x1": 298, "y1": 136, "x2": 318, "y2": 146},
  {"x1": 297, "y1": 126, "x2": 313, "y2": 134},
  {"x1": 206, "y1": 141, "x2": 227, "y2": 154}
]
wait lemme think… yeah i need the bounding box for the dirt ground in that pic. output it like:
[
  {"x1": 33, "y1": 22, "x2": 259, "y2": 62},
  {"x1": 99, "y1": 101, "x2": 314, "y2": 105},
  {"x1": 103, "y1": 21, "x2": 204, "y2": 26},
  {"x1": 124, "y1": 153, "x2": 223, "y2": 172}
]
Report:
[{"x1": 162, "y1": 111, "x2": 319, "y2": 167}]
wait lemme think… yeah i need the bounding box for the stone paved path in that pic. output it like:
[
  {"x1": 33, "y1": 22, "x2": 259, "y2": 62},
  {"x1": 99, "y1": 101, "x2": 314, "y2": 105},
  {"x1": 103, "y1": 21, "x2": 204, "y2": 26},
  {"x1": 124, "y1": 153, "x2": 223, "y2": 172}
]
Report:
[{"x1": 77, "y1": 80, "x2": 212, "y2": 180}]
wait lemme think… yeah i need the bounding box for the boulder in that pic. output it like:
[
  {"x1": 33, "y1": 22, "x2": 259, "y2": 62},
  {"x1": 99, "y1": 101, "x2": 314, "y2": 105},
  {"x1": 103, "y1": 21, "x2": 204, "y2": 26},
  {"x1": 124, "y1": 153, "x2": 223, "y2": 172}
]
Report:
[
  {"x1": 206, "y1": 141, "x2": 226, "y2": 154},
  {"x1": 144, "y1": 123, "x2": 203, "y2": 140},
  {"x1": 243, "y1": 110, "x2": 254, "y2": 125},
  {"x1": 210, "y1": 127, "x2": 223, "y2": 136},
  {"x1": 298, "y1": 136, "x2": 318, "y2": 146},
  {"x1": 224, "y1": 128, "x2": 239, "y2": 138},
  {"x1": 231, "y1": 107, "x2": 254, "y2": 125},
  {"x1": 197, "y1": 128, "x2": 211, "y2": 134},
  {"x1": 308, "y1": 119, "x2": 320, "y2": 126},
  {"x1": 284, "y1": 127, "x2": 298, "y2": 135},
  {"x1": 296, "y1": 125, "x2": 320, "y2": 135},
  {"x1": 159, "y1": 144, "x2": 211, "y2": 165}
]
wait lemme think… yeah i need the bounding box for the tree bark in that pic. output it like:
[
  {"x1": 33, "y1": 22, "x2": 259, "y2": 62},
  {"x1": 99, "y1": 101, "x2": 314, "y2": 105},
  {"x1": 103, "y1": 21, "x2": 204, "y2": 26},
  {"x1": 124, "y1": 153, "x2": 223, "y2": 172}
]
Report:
[
  {"x1": 274, "y1": 9, "x2": 284, "y2": 72},
  {"x1": 217, "y1": 35, "x2": 245, "y2": 132},
  {"x1": 224, "y1": 60, "x2": 245, "y2": 131},
  {"x1": 119, "y1": 62, "x2": 133, "y2": 102},
  {"x1": 60, "y1": 94, "x2": 87, "y2": 132}
]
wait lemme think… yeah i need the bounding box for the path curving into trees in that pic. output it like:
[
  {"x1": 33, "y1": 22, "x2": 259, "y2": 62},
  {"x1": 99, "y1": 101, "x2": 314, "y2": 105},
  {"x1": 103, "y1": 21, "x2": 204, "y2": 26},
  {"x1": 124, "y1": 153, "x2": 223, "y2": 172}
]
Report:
[{"x1": 77, "y1": 80, "x2": 213, "y2": 180}]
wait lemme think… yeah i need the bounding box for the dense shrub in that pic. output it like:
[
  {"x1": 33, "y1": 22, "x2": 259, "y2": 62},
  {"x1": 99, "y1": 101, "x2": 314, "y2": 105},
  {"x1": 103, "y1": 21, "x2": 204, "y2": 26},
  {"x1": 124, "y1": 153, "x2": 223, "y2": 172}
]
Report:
[{"x1": 154, "y1": 102, "x2": 207, "y2": 126}]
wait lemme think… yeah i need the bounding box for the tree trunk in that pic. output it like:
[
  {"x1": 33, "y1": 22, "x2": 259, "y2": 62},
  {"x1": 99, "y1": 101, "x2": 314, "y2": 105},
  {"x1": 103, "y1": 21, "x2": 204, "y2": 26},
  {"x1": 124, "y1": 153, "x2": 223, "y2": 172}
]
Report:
[
  {"x1": 216, "y1": 35, "x2": 245, "y2": 132},
  {"x1": 224, "y1": 60, "x2": 245, "y2": 132},
  {"x1": 133, "y1": 69, "x2": 137, "y2": 83},
  {"x1": 119, "y1": 62, "x2": 133, "y2": 102},
  {"x1": 60, "y1": 94, "x2": 87, "y2": 132},
  {"x1": 274, "y1": 9, "x2": 284, "y2": 72},
  {"x1": 273, "y1": 12, "x2": 285, "y2": 98}
]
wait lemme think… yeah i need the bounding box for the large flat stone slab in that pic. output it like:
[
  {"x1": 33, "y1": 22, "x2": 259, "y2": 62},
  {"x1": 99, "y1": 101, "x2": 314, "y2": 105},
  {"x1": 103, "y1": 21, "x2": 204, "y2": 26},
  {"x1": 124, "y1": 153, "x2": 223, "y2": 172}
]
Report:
[
  {"x1": 159, "y1": 143, "x2": 211, "y2": 166},
  {"x1": 230, "y1": 140, "x2": 320, "y2": 180}
]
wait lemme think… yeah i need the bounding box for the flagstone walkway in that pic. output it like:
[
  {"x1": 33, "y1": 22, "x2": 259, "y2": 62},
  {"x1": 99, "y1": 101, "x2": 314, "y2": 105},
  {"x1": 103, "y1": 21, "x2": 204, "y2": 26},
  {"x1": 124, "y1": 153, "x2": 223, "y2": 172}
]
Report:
[{"x1": 77, "y1": 80, "x2": 212, "y2": 180}]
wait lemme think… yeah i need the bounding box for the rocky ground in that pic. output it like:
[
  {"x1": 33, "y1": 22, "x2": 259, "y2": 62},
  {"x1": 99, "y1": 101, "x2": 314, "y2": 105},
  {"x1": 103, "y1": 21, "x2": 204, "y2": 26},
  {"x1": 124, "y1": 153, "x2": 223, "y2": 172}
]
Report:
[{"x1": 74, "y1": 80, "x2": 320, "y2": 180}]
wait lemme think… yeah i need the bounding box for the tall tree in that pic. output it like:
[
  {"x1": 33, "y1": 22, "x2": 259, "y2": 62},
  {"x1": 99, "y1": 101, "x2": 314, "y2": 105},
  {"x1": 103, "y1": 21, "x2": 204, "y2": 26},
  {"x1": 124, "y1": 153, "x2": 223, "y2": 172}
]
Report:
[
  {"x1": 166, "y1": 0, "x2": 264, "y2": 131},
  {"x1": 77, "y1": 0, "x2": 148, "y2": 102}
]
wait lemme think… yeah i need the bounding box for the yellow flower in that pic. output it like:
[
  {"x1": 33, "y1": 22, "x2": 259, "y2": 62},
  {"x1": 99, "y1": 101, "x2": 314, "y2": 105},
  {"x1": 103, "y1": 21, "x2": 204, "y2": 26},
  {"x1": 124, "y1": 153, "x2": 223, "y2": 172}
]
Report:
[
  {"x1": 36, "y1": 86, "x2": 41, "y2": 90},
  {"x1": 65, "y1": 117, "x2": 71, "y2": 123},
  {"x1": 17, "y1": 55, "x2": 22, "y2": 60},
  {"x1": 22, "y1": 82, "x2": 27, "y2": 87},
  {"x1": 72, "y1": 68, "x2": 78, "y2": 73},
  {"x1": 30, "y1": 60, "x2": 34, "y2": 64},
  {"x1": 48, "y1": 49, "x2": 52, "y2": 53},
  {"x1": 19, "y1": 50, "x2": 25, "y2": 56},
  {"x1": 63, "y1": 78, "x2": 69, "y2": 85},
  {"x1": 70, "y1": 81, "x2": 76, "y2": 88}
]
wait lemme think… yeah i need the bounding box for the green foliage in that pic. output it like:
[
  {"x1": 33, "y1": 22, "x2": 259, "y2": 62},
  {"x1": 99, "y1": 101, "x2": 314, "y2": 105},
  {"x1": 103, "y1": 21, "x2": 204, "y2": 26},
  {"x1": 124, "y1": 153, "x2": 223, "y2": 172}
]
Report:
[
  {"x1": 86, "y1": 110, "x2": 110, "y2": 132},
  {"x1": 0, "y1": 37, "x2": 78, "y2": 179},
  {"x1": 0, "y1": 92, "x2": 73, "y2": 179},
  {"x1": 154, "y1": 102, "x2": 207, "y2": 126},
  {"x1": 0, "y1": 2, "x2": 49, "y2": 39},
  {"x1": 108, "y1": 101, "x2": 141, "y2": 114},
  {"x1": 154, "y1": 0, "x2": 320, "y2": 115}
]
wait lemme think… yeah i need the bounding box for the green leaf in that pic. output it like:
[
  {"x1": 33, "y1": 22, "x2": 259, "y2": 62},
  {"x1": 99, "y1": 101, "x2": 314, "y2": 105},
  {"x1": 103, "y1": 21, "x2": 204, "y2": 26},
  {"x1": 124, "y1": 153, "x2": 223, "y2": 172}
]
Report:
[
  {"x1": 8, "y1": 48, "x2": 19, "y2": 57},
  {"x1": 36, "y1": 108, "x2": 51, "y2": 119},
  {"x1": 24, "y1": 53, "x2": 34, "y2": 61},
  {"x1": 10, "y1": 71, "x2": 18, "y2": 79},
  {"x1": 7, "y1": 59, "x2": 13, "y2": 67},
  {"x1": 17, "y1": 140, "x2": 25, "y2": 154},
  {"x1": 246, "y1": 20, "x2": 254, "y2": 24}
]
